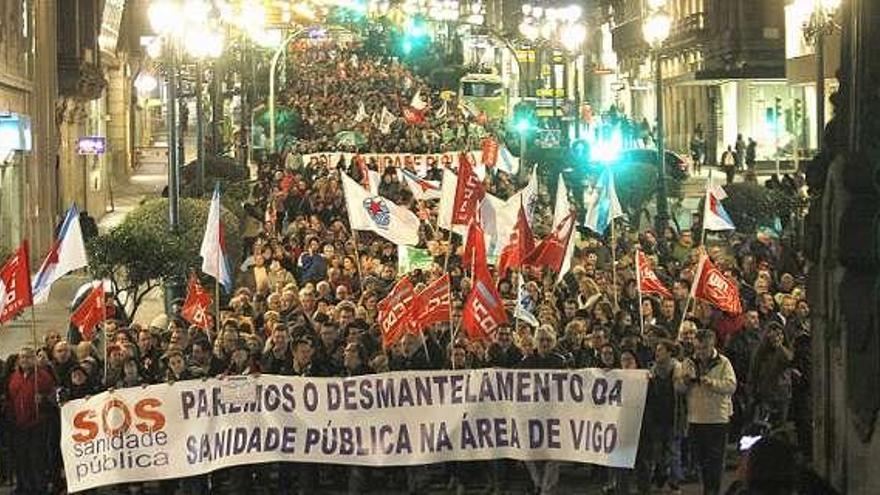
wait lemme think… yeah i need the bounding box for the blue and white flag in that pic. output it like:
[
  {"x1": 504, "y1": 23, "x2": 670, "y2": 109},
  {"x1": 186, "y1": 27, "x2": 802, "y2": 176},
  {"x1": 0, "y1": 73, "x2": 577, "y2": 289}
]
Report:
[
  {"x1": 32, "y1": 204, "x2": 89, "y2": 304},
  {"x1": 200, "y1": 185, "x2": 234, "y2": 293},
  {"x1": 497, "y1": 145, "x2": 520, "y2": 176},
  {"x1": 514, "y1": 275, "x2": 539, "y2": 328},
  {"x1": 702, "y1": 184, "x2": 736, "y2": 231},
  {"x1": 584, "y1": 169, "x2": 624, "y2": 235}
]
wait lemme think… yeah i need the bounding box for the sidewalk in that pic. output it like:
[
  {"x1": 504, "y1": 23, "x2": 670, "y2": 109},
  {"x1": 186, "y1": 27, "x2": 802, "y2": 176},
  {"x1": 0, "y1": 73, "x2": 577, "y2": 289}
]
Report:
[{"x1": 0, "y1": 159, "x2": 168, "y2": 358}]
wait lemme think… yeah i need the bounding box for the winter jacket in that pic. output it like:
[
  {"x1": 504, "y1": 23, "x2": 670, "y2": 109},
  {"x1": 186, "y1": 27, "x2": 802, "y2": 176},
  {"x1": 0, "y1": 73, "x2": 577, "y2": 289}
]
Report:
[
  {"x1": 675, "y1": 350, "x2": 737, "y2": 424},
  {"x1": 7, "y1": 367, "x2": 56, "y2": 429}
]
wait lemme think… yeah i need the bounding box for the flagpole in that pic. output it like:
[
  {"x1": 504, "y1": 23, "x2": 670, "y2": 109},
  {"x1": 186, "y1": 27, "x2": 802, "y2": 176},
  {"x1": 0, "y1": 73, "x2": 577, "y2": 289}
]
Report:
[
  {"x1": 29, "y1": 306, "x2": 39, "y2": 412},
  {"x1": 677, "y1": 254, "x2": 704, "y2": 337},
  {"x1": 636, "y1": 249, "x2": 645, "y2": 335},
  {"x1": 514, "y1": 269, "x2": 521, "y2": 336},
  {"x1": 701, "y1": 170, "x2": 712, "y2": 247},
  {"x1": 611, "y1": 218, "x2": 619, "y2": 311},
  {"x1": 351, "y1": 230, "x2": 365, "y2": 292}
]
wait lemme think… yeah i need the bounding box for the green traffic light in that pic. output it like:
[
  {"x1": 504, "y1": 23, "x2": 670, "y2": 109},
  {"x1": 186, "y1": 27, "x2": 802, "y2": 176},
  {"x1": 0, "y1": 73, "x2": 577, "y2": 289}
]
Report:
[
  {"x1": 402, "y1": 39, "x2": 414, "y2": 54},
  {"x1": 515, "y1": 119, "x2": 531, "y2": 133}
]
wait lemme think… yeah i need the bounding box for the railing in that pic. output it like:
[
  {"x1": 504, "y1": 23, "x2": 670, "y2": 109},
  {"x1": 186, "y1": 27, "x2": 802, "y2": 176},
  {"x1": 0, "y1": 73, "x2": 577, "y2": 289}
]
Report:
[{"x1": 668, "y1": 12, "x2": 708, "y2": 43}]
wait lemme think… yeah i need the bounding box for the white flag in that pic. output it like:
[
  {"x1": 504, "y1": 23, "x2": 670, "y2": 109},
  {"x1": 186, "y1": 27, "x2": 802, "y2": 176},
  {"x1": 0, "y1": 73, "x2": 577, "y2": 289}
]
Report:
[
  {"x1": 554, "y1": 174, "x2": 573, "y2": 230},
  {"x1": 584, "y1": 169, "x2": 624, "y2": 234},
  {"x1": 341, "y1": 173, "x2": 421, "y2": 246},
  {"x1": 411, "y1": 90, "x2": 428, "y2": 111},
  {"x1": 514, "y1": 275, "x2": 539, "y2": 327},
  {"x1": 435, "y1": 100, "x2": 448, "y2": 120},
  {"x1": 497, "y1": 144, "x2": 520, "y2": 175},
  {"x1": 379, "y1": 107, "x2": 396, "y2": 135},
  {"x1": 401, "y1": 169, "x2": 442, "y2": 200},
  {"x1": 354, "y1": 101, "x2": 368, "y2": 123},
  {"x1": 32, "y1": 204, "x2": 89, "y2": 304}
]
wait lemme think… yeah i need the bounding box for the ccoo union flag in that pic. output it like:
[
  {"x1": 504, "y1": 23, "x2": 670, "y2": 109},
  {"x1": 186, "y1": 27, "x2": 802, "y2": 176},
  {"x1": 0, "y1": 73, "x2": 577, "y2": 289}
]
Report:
[{"x1": 690, "y1": 254, "x2": 742, "y2": 314}]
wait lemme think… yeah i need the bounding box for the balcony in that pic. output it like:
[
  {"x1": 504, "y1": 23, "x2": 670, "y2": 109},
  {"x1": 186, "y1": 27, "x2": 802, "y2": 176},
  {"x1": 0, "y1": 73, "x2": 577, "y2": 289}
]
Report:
[{"x1": 667, "y1": 12, "x2": 708, "y2": 46}]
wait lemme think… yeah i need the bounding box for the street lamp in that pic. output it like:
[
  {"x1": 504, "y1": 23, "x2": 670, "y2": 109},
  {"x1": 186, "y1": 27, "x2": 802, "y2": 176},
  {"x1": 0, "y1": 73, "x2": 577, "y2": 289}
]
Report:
[
  {"x1": 185, "y1": 27, "x2": 224, "y2": 195},
  {"x1": 149, "y1": 0, "x2": 224, "y2": 226},
  {"x1": 642, "y1": 3, "x2": 671, "y2": 238},
  {"x1": 518, "y1": 3, "x2": 586, "y2": 140},
  {"x1": 801, "y1": 0, "x2": 840, "y2": 151}
]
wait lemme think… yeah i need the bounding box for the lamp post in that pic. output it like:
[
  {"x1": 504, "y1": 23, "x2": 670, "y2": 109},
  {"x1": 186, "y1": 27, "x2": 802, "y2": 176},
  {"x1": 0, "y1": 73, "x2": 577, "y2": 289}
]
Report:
[
  {"x1": 184, "y1": 26, "x2": 224, "y2": 195},
  {"x1": 643, "y1": 1, "x2": 671, "y2": 238},
  {"x1": 519, "y1": 4, "x2": 585, "y2": 143},
  {"x1": 802, "y1": 0, "x2": 840, "y2": 152}
]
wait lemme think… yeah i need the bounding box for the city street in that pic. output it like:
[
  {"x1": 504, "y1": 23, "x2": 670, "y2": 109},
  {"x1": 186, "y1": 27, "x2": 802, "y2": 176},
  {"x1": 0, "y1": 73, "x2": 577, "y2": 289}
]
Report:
[{"x1": 0, "y1": 0, "x2": 869, "y2": 494}]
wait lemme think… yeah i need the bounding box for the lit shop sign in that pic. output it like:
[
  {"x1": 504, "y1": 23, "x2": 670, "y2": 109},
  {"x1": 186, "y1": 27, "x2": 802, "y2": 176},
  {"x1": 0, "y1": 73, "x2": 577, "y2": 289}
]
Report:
[
  {"x1": 77, "y1": 137, "x2": 107, "y2": 155},
  {"x1": 0, "y1": 113, "x2": 32, "y2": 152}
]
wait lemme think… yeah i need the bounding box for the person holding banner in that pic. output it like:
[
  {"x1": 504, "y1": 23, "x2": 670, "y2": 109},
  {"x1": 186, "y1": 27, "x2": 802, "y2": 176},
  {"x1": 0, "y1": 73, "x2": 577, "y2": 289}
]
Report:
[
  {"x1": 521, "y1": 326, "x2": 566, "y2": 495},
  {"x1": 7, "y1": 346, "x2": 55, "y2": 495}
]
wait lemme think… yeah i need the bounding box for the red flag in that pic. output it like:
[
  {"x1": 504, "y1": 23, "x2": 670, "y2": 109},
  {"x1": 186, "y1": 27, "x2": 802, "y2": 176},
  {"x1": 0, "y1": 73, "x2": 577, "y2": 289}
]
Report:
[
  {"x1": 461, "y1": 220, "x2": 485, "y2": 271},
  {"x1": 498, "y1": 203, "x2": 535, "y2": 276},
  {"x1": 636, "y1": 250, "x2": 672, "y2": 298},
  {"x1": 523, "y1": 212, "x2": 576, "y2": 274},
  {"x1": 402, "y1": 106, "x2": 425, "y2": 125},
  {"x1": 481, "y1": 137, "x2": 499, "y2": 168},
  {"x1": 377, "y1": 276, "x2": 418, "y2": 347},
  {"x1": 461, "y1": 235, "x2": 508, "y2": 341},
  {"x1": 70, "y1": 284, "x2": 105, "y2": 341},
  {"x1": 413, "y1": 274, "x2": 452, "y2": 330},
  {"x1": 0, "y1": 241, "x2": 33, "y2": 324},
  {"x1": 451, "y1": 153, "x2": 485, "y2": 226},
  {"x1": 181, "y1": 275, "x2": 215, "y2": 331},
  {"x1": 691, "y1": 255, "x2": 742, "y2": 315}
]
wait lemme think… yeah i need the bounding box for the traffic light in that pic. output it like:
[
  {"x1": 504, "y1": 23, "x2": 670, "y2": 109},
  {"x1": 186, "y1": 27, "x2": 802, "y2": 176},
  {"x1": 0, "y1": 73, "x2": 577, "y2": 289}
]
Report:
[
  {"x1": 512, "y1": 101, "x2": 536, "y2": 135},
  {"x1": 774, "y1": 97, "x2": 783, "y2": 121},
  {"x1": 793, "y1": 98, "x2": 803, "y2": 123},
  {"x1": 400, "y1": 15, "x2": 428, "y2": 56},
  {"x1": 570, "y1": 139, "x2": 589, "y2": 164}
]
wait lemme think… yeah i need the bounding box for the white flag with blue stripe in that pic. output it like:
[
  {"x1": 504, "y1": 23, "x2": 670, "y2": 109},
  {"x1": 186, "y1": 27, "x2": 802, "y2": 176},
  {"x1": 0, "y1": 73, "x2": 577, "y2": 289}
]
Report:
[
  {"x1": 584, "y1": 168, "x2": 624, "y2": 235},
  {"x1": 514, "y1": 275, "x2": 539, "y2": 327}
]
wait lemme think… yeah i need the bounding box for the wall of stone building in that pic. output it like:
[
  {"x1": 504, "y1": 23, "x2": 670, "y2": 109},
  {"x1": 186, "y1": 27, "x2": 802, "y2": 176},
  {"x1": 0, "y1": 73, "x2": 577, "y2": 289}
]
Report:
[
  {"x1": 105, "y1": 58, "x2": 133, "y2": 187},
  {"x1": 0, "y1": 0, "x2": 57, "y2": 258},
  {"x1": 808, "y1": 0, "x2": 880, "y2": 493}
]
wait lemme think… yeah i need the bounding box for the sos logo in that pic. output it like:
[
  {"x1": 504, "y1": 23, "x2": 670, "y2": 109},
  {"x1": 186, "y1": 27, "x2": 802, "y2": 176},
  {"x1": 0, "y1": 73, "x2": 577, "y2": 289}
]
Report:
[{"x1": 72, "y1": 398, "x2": 165, "y2": 443}]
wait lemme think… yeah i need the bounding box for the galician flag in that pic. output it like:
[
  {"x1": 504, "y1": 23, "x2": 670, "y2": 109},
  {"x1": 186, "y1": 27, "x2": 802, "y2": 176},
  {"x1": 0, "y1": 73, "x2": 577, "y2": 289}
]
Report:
[
  {"x1": 401, "y1": 169, "x2": 442, "y2": 200},
  {"x1": 200, "y1": 184, "x2": 234, "y2": 293},
  {"x1": 702, "y1": 183, "x2": 736, "y2": 231},
  {"x1": 514, "y1": 274, "x2": 539, "y2": 328},
  {"x1": 584, "y1": 168, "x2": 624, "y2": 234},
  {"x1": 341, "y1": 173, "x2": 421, "y2": 246},
  {"x1": 32, "y1": 204, "x2": 89, "y2": 304}
]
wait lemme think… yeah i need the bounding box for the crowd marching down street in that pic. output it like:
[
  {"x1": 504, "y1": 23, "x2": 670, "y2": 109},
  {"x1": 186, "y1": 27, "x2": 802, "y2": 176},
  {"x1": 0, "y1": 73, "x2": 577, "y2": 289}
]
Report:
[{"x1": 0, "y1": 39, "x2": 817, "y2": 495}]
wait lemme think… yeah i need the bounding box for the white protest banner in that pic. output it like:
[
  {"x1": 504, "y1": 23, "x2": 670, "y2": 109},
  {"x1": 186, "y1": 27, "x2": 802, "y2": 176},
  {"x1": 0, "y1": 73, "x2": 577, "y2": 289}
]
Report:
[
  {"x1": 302, "y1": 151, "x2": 483, "y2": 178},
  {"x1": 61, "y1": 369, "x2": 648, "y2": 493}
]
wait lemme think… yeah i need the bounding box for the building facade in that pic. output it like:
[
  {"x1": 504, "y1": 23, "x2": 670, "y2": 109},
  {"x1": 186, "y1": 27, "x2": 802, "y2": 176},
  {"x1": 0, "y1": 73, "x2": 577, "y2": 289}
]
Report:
[
  {"x1": 807, "y1": 0, "x2": 880, "y2": 493},
  {"x1": 606, "y1": 0, "x2": 789, "y2": 164},
  {"x1": 56, "y1": 0, "x2": 138, "y2": 222},
  {"x1": 0, "y1": 0, "x2": 58, "y2": 258},
  {"x1": 784, "y1": 0, "x2": 840, "y2": 155}
]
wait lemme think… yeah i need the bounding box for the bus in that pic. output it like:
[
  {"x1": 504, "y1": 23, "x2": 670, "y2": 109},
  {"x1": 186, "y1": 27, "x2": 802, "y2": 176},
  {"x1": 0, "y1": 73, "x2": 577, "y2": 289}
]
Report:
[{"x1": 458, "y1": 73, "x2": 507, "y2": 121}]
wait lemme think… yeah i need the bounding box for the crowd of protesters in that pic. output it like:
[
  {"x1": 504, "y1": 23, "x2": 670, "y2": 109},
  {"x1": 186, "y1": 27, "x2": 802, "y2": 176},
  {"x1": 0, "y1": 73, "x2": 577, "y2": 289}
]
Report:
[
  {"x1": 0, "y1": 41, "x2": 823, "y2": 495},
  {"x1": 279, "y1": 41, "x2": 489, "y2": 157}
]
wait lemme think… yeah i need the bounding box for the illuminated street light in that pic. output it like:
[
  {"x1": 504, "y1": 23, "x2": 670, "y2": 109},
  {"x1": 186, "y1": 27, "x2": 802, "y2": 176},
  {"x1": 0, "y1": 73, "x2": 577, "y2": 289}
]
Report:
[
  {"x1": 801, "y1": 0, "x2": 840, "y2": 150},
  {"x1": 134, "y1": 73, "x2": 158, "y2": 93},
  {"x1": 643, "y1": 2, "x2": 671, "y2": 240}
]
